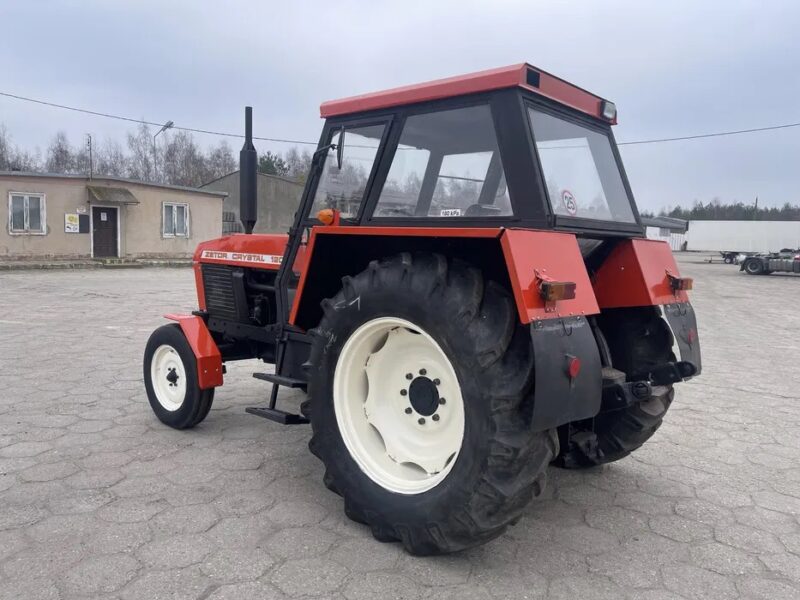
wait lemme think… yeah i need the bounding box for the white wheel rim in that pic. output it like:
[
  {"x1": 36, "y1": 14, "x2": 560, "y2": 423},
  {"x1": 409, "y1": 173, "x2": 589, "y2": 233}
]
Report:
[
  {"x1": 333, "y1": 317, "x2": 465, "y2": 495},
  {"x1": 150, "y1": 344, "x2": 187, "y2": 412}
]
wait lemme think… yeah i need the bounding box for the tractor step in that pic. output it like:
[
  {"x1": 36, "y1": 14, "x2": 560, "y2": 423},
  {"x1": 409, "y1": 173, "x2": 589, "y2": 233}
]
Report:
[
  {"x1": 245, "y1": 406, "x2": 309, "y2": 425},
  {"x1": 252, "y1": 373, "x2": 306, "y2": 388}
]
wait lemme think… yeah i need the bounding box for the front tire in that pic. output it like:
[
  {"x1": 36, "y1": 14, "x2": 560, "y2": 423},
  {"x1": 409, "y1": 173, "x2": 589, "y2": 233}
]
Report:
[
  {"x1": 143, "y1": 324, "x2": 214, "y2": 429},
  {"x1": 304, "y1": 253, "x2": 557, "y2": 555}
]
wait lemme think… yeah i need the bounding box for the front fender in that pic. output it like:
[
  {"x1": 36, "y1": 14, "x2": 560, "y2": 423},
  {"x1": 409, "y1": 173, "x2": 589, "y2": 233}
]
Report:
[{"x1": 164, "y1": 314, "x2": 223, "y2": 389}]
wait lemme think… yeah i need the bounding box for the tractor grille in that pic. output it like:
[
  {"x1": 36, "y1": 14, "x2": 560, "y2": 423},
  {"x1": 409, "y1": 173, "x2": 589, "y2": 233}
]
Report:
[{"x1": 202, "y1": 264, "x2": 238, "y2": 319}]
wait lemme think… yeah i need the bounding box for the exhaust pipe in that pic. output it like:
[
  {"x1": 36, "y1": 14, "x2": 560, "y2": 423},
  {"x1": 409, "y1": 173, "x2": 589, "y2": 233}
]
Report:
[{"x1": 239, "y1": 106, "x2": 258, "y2": 234}]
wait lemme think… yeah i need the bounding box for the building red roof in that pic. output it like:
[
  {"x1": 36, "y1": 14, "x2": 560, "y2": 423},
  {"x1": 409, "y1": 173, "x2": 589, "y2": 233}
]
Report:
[{"x1": 319, "y1": 63, "x2": 615, "y2": 123}]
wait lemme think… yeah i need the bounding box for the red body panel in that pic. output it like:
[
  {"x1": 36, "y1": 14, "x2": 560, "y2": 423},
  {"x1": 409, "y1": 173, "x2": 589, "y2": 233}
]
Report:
[
  {"x1": 164, "y1": 314, "x2": 223, "y2": 389},
  {"x1": 500, "y1": 229, "x2": 600, "y2": 323},
  {"x1": 592, "y1": 239, "x2": 690, "y2": 308},
  {"x1": 194, "y1": 234, "x2": 307, "y2": 271},
  {"x1": 319, "y1": 63, "x2": 615, "y2": 124}
]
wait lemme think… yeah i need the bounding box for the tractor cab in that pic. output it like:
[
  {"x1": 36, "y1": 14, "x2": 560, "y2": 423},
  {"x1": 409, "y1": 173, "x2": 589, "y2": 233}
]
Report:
[{"x1": 303, "y1": 63, "x2": 641, "y2": 238}]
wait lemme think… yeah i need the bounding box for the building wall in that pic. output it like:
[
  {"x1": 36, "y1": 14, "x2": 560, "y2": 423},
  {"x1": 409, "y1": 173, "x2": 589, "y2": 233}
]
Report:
[
  {"x1": 203, "y1": 171, "x2": 303, "y2": 234},
  {"x1": 118, "y1": 182, "x2": 222, "y2": 258},
  {"x1": 645, "y1": 227, "x2": 687, "y2": 251},
  {"x1": 1, "y1": 176, "x2": 90, "y2": 258},
  {"x1": 685, "y1": 220, "x2": 800, "y2": 253},
  {"x1": 1, "y1": 174, "x2": 224, "y2": 259}
]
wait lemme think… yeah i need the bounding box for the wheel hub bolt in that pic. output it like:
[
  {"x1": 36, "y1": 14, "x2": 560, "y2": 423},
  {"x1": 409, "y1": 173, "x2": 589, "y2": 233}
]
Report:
[
  {"x1": 418, "y1": 418, "x2": 426, "y2": 425},
  {"x1": 405, "y1": 373, "x2": 413, "y2": 380},
  {"x1": 419, "y1": 368, "x2": 427, "y2": 376},
  {"x1": 439, "y1": 398, "x2": 446, "y2": 405},
  {"x1": 433, "y1": 378, "x2": 440, "y2": 386},
  {"x1": 400, "y1": 389, "x2": 408, "y2": 396},
  {"x1": 432, "y1": 414, "x2": 440, "y2": 422},
  {"x1": 405, "y1": 407, "x2": 412, "y2": 414}
]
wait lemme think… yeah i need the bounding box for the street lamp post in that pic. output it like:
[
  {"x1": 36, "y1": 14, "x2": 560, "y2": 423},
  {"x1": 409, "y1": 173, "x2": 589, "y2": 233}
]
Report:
[{"x1": 152, "y1": 120, "x2": 174, "y2": 181}]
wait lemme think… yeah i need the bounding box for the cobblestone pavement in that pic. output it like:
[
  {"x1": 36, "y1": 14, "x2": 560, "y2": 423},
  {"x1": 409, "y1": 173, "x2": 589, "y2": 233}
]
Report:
[{"x1": 1, "y1": 257, "x2": 799, "y2": 600}]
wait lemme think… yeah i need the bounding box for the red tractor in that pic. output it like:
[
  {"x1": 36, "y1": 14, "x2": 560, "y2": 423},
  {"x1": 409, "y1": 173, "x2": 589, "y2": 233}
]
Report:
[{"x1": 143, "y1": 63, "x2": 701, "y2": 555}]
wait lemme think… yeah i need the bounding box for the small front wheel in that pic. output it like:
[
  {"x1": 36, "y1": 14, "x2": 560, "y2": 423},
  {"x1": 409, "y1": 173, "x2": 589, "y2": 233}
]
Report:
[{"x1": 143, "y1": 324, "x2": 214, "y2": 429}]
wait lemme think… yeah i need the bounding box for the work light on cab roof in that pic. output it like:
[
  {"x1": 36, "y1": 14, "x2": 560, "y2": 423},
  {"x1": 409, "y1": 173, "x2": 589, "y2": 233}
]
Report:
[{"x1": 141, "y1": 62, "x2": 701, "y2": 558}]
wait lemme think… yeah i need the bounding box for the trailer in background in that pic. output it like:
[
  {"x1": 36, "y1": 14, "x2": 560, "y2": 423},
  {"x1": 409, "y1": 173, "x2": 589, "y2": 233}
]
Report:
[{"x1": 685, "y1": 220, "x2": 800, "y2": 254}]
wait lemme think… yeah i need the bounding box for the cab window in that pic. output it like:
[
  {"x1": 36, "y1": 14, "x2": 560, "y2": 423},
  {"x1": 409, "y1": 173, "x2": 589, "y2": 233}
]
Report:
[
  {"x1": 310, "y1": 123, "x2": 385, "y2": 219},
  {"x1": 528, "y1": 108, "x2": 635, "y2": 223},
  {"x1": 373, "y1": 105, "x2": 511, "y2": 218}
]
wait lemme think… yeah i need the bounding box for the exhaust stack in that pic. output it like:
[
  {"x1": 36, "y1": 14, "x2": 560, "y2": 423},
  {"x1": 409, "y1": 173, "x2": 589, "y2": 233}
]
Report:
[{"x1": 239, "y1": 106, "x2": 258, "y2": 234}]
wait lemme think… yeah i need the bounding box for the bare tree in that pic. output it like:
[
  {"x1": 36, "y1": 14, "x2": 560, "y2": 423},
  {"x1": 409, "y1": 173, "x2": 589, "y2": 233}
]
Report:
[
  {"x1": 126, "y1": 123, "x2": 155, "y2": 182},
  {"x1": 204, "y1": 140, "x2": 236, "y2": 183},
  {"x1": 284, "y1": 147, "x2": 313, "y2": 182},
  {"x1": 162, "y1": 130, "x2": 205, "y2": 187},
  {"x1": 45, "y1": 131, "x2": 74, "y2": 173},
  {"x1": 0, "y1": 125, "x2": 11, "y2": 170},
  {"x1": 96, "y1": 139, "x2": 128, "y2": 177}
]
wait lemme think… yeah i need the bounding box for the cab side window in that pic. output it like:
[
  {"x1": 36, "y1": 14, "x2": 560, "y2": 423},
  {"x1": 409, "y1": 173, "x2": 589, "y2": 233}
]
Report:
[
  {"x1": 373, "y1": 105, "x2": 512, "y2": 218},
  {"x1": 310, "y1": 124, "x2": 386, "y2": 219}
]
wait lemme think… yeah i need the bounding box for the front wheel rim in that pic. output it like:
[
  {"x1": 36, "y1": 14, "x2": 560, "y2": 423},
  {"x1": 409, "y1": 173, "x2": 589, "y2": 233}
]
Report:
[
  {"x1": 150, "y1": 344, "x2": 187, "y2": 411},
  {"x1": 333, "y1": 317, "x2": 465, "y2": 495}
]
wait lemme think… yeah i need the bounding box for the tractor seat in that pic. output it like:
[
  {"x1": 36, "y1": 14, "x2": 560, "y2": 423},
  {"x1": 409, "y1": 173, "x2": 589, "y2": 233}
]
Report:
[{"x1": 464, "y1": 204, "x2": 503, "y2": 217}]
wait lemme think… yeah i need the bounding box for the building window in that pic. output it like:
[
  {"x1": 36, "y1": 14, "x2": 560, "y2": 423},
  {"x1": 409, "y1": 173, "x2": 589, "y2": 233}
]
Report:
[
  {"x1": 659, "y1": 227, "x2": 671, "y2": 237},
  {"x1": 8, "y1": 193, "x2": 46, "y2": 234},
  {"x1": 163, "y1": 203, "x2": 189, "y2": 237}
]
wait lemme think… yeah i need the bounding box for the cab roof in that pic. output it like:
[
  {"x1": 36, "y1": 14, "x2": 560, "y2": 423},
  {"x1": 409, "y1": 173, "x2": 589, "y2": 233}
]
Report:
[{"x1": 319, "y1": 63, "x2": 616, "y2": 124}]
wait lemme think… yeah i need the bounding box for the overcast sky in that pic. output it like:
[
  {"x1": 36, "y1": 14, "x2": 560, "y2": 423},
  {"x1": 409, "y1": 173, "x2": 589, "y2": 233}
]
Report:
[{"x1": 1, "y1": 0, "x2": 799, "y2": 211}]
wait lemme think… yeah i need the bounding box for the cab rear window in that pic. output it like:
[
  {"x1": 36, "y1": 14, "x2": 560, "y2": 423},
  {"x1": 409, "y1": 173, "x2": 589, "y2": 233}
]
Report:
[{"x1": 528, "y1": 108, "x2": 635, "y2": 223}]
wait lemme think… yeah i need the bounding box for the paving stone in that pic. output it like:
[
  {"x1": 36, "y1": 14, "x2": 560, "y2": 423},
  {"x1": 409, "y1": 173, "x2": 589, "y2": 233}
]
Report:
[
  {"x1": 1, "y1": 261, "x2": 799, "y2": 599},
  {"x1": 649, "y1": 514, "x2": 713, "y2": 543},
  {"x1": 689, "y1": 541, "x2": 763, "y2": 575},
  {"x1": 661, "y1": 564, "x2": 738, "y2": 600},
  {"x1": 0, "y1": 577, "x2": 60, "y2": 600},
  {"x1": 200, "y1": 547, "x2": 275, "y2": 582},
  {"x1": 329, "y1": 535, "x2": 403, "y2": 572},
  {"x1": 342, "y1": 571, "x2": 422, "y2": 600},
  {"x1": 135, "y1": 533, "x2": 216, "y2": 568},
  {"x1": 205, "y1": 581, "x2": 283, "y2": 600},
  {"x1": 270, "y1": 557, "x2": 349, "y2": 596},
  {"x1": 151, "y1": 503, "x2": 220, "y2": 535},
  {"x1": 120, "y1": 566, "x2": 211, "y2": 600},
  {"x1": 263, "y1": 526, "x2": 339, "y2": 558},
  {"x1": 62, "y1": 553, "x2": 141, "y2": 595}
]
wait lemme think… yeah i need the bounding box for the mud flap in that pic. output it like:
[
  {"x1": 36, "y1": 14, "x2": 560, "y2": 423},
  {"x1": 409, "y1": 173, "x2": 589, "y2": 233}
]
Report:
[
  {"x1": 530, "y1": 316, "x2": 602, "y2": 432},
  {"x1": 662, "y1": 302, "x2": 702, "y2": 376}
]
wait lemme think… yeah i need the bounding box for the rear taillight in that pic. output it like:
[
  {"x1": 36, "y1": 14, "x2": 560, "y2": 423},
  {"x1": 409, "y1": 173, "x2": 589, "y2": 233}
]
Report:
[{"x1": 539, "y1": 280, "x2": 577, "y2": 302}]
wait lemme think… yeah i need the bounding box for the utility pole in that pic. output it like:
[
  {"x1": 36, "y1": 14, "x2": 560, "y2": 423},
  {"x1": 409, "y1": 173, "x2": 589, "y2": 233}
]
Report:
[
  {"x1": 153, "y1": 120, "x2": 174, "y2": 182},
  {"x1": 86, "y1": 134, "x2": 93, "y2": 179}
]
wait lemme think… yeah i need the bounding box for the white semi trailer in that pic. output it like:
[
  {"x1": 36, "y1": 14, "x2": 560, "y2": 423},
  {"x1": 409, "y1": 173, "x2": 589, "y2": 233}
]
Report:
[{"x1": 685, "y1": 220, "x2": 800, "y2": 263}]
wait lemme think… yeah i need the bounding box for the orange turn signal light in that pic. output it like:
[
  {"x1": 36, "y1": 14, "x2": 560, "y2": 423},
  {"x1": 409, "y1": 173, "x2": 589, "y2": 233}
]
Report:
[
  {"x1": 539, "y1": 281, "x2": 577, "y2": 302},
  {"x1": 667, "y1": 274, "x2": 693, "y2": 292},
  {"x1": 317, "y1": 209, "x2": 336, "y2": 225}
]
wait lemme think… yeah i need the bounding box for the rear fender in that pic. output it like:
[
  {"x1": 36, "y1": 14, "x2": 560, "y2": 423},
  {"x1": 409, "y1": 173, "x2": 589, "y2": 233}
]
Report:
[
  {"x1": 592, "y1": 238, "x2": 690, "y2": 308},
  {"x1": 164, "y1": 314, "x2": 223, "y2": 389},
  {"x1": 291, "y1": 226, "x2": 604, "y2": 432}
]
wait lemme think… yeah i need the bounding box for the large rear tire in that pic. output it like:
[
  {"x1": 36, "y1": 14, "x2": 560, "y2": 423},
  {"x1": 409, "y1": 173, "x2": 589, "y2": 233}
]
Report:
[
  {"x1": 554, "y1": 308, "x2": 674, "y2": 468},
  {"x1": 303, "y1": 253, "x2": 557, "y2": 555},
  {"x1": 143, "y1": 324, "x2": 214, "y2": 429}
]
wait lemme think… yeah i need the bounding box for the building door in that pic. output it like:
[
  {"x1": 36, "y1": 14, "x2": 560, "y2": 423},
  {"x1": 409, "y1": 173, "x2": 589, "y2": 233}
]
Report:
[{"x1": 92, "y1": 206, "x2": 118, "y2": 258}]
